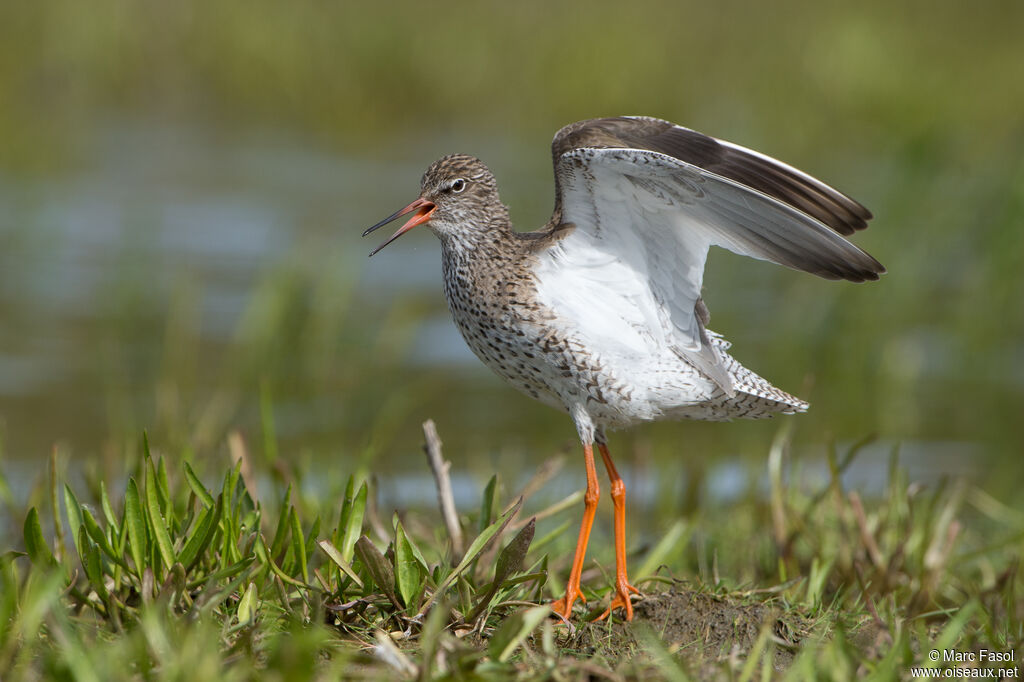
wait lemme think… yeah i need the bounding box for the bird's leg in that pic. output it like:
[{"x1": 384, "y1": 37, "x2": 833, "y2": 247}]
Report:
[
  {"x1": 596, "y1": 442, "x2": 640, "y2": 621},
  {"x1": 550, "y1": 442, "x2": 599, "y2": 620}
]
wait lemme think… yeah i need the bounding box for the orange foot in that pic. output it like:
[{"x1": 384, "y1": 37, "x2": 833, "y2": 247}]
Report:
[
  {"x1": 597, "y1": 581, "x2": 641, "y2": 621},
  {"x1": 550, "y1": 586, "x2": 586, "y2": 621}
]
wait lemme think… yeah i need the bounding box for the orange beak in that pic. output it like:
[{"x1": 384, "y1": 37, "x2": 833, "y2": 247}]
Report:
[{"x1": 363, "y1": 197, "x2": 436, "y2": 256}]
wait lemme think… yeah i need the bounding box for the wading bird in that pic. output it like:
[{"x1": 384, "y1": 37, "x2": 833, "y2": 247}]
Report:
[{"x1": 363, "y1": 116, "x2": 883, "y2": 621}]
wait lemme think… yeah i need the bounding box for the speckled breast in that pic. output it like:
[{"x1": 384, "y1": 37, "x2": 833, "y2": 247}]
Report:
[{"x1": 440, "y1": 253, "x2": 633, "y2": 421}]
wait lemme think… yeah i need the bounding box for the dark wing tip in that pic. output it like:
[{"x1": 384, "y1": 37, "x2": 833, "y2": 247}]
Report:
[
  {"x1": 552, "y1": 116, "x2": 876, "y2": 238},
  {"x1": 551, "y1": 118, "x2": 885, "y2": 283}
]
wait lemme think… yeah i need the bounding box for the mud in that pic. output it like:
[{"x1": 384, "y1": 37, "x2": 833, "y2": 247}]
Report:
[{"x1": 565, "y1": 584, "x2": 809, "y2": 674}]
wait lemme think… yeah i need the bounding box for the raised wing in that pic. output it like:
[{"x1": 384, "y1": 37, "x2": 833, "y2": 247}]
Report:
[
  {"x1": 551, "y1": 116, "x2": 877, "y2": 237},
  {"x1": 534, "y1": 118, "x2": 883, "y2": 394}
]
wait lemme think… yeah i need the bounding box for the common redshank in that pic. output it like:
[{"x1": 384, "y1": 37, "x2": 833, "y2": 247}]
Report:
[{"x1": 363, "y1": 116, "x2": 883, "y2": 621}]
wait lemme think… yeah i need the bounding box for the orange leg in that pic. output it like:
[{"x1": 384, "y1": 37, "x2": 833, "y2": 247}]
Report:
[
  {"x1": 550, "y1": 442, "x2": 599, "y2": 620},
  {"x1": 596, "y1": 443, "x2": 640, "y2": 621}
]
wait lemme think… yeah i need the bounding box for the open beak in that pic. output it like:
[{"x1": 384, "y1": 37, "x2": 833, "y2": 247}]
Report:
[{"x1": 363, "y1": 197, "x2": 436, "y2": 256}]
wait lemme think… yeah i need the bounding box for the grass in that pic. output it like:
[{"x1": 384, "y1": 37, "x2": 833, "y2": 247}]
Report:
[{"x1": 2, "y1": 423, "x2": 1021, "y2": 680}]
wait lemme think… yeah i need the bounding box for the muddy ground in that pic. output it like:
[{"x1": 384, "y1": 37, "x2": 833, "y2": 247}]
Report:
[{"x1": 561, "y1": 583, "x2": 817, "y2": 675}]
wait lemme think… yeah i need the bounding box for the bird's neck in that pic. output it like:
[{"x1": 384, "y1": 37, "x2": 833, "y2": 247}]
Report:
[{"x1": 438, "y1": 213, "x2": 520, "y2": 269}]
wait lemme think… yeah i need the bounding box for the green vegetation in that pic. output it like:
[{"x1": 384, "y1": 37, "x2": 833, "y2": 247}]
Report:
[
  {"x1": 2, "y1": 429, "x2": 1020, "y2": 679},
  {"x1": 1, "y1": 0, "x2": 1022, "y2": 678}
]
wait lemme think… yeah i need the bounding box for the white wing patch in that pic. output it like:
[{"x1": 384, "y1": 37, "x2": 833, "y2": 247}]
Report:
[
  {"x1": 534, "y1": 145, "x2": 875, "y2": 396},
  {"x1": 533, "y1": 151, "x2": 732, "y2": 394}
]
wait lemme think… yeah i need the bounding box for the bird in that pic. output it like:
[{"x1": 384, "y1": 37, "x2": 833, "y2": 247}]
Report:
[{"x1": 362, "y1": 116, "x2": 883, "y2": 622}]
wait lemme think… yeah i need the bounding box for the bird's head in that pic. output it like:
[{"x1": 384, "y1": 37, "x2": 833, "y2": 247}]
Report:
[{"x1": 363, "y1": 154, "x2": 508, "y2": 256}]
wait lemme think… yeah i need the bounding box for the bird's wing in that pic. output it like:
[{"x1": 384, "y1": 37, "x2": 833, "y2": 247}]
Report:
[
  {"x1": 533, "y1": 117, "x2": 883, "y2": 394},
  {"x1": 550, "y1": 116, "x2": 876, "y2": 236}
]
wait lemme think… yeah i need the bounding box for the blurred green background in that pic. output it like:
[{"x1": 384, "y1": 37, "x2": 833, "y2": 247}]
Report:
[{"x1": 1, "y1": 0, "x2": 1022, "y2": 508}]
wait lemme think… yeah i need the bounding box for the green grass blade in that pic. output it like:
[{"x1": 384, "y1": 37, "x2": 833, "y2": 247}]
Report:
[
  {"x1": 333, "y1": 476, "x2": 355, "y2": 547},
  {"x1": 394, "y1": 521, "x2": 424, "y2": 609},
  {"x1": 63, "y1": 484, "x2": 84, "y2": 562},
  {"x1": 100, "y1": 481, "x2": 117, "y2": 527},
  {"x1": 81, "y1": 507, "x2": 123, "y2": 567},
  {"x1": 269, "y1": 484, "x2": 292, "y2": 560},
  {"x1": 178, "y1": 494, "x2": 223, "y2": 570},
  {"x1": 124, "y1": 478, "x2": 149, "y2": 577},
  {"x1": 304, "y1": 515, "x2": 320, "y2": 564},
  {"x1": 184, "y1": 462, "x2": 216, "y2": 508},
  {"x1": 23, "y1": 507, "x2": 57, "y2": 568},
  {"x1": 157, "y1": 456, "x2": 171, "y2": 510},
  {"x1": 635, "y1": 519, "x2": 690, "y2": 581},
  {"x1": 256, "y1": 536, "x2": 315, "y2": 590},
  {"x1": 479, "y1": 474, "x2": 498, "y2": 534},
  {"x1": 289, "y1": 506, "x2": 309, "y2": 584},
  {"x1": 317, "y1": 539, "x2": 363, "y2": 588},
  {"x1": 340, "y1": 482, "x2": 366, "y2": 564},
  {"x1": 145, "y1": 462, "x2": 175, "y2": 570}
]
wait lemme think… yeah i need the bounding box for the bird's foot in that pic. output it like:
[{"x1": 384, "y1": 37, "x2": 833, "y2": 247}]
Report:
[
  {"x1": 550, "y1": 586, "x2": 586, "y2": 621},
  {"x1": 596, "y1": 580, "x2": 640, "y2": 622}
]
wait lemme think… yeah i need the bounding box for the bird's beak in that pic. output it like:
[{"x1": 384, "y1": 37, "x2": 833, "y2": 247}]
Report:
[{"x1": 363, "y1": 197, "x2": 436, "y2": 256}]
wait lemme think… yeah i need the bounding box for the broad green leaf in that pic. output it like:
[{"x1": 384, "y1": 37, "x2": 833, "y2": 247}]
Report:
[
  {"x1": 124, "y1": 478, "x2": 148, "y2": 577},
  {"x1": 237, "y1": 581, "x2": 258, "y2": 624},
  {"x1": 145, "y1": 462, "x2": 175, "y2": 570},
  {"x1": 340, "y1": 482, "x2": 367, "y2": 564},
  {"x1": 355, "y1": 536, "x2": 399, "y2": 608},
  {"x1": 23, "y1": 507, "x2": 56, "y2": 568},
  {"x1": 390, "y1": 513, "x2": 429, "y2": 573},
  {"x1": 394, "y1": 521, "x2": 424, "y2": 609},
  {"x1": 488, "y1": 605, "x2": 551, "y2": 662},
  {"x1": 494, "y1": 518, "x2": 535, "y2": 583}
]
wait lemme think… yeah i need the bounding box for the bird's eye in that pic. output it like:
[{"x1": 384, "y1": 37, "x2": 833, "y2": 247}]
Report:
[{"x1": 451, "y1": 178, "x2": 467, "y2": 193}]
